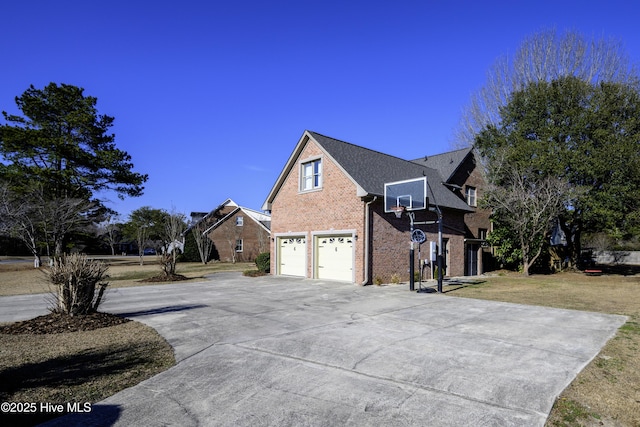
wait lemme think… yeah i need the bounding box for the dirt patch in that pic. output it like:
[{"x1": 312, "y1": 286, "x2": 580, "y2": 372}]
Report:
[
  {"x1": 139, "y1": 273, "x2": 189, "y2": 283},
  {"x1": 0, "y1": 312, "x2": 130, "y2": 335}
]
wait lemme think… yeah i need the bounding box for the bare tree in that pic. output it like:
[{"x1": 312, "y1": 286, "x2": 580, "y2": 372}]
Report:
[
  {"x1": 160, "y1": 209, "x2": 186, "y2": 277},
  {"x1": 484, "y1": 162, "x2": 578, "y2": 275},
  {"x1": 97, "y1": 214, "x2": 121, "y2": 256},
  {"x1": 219, "y1": 216, "x2": 242, "y2": 263},
  {"x1": 0, "y1": 184, "x2": 9, "y2": 235},
  {"x1": 0, "y1": 183, "x2": 42, "y2": 266},
  {"x1": 191, "y1": 220, "x2": 214, "y2": 264},
  {"x1": 37, "y1": 192, "x2": 95, "y2": 258},
  {"x1": 455, "y1": 29, "x2": 639, "y2": 147},
  {"x1": 1, "y1": 183, "x2": 93, "y2": 265},
  {"x1": 257, "y1": 224, "x2": 269, "y2": 254}
]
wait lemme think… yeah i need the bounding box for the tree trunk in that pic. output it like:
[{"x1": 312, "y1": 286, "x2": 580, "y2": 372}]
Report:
[
  {"x1": 559, "y1": 217, "x2": 582, "y2": 269},
  {"x1": 525, "y1": 244, "x2": 545, "y2": 276},
  {"x1": 55, "y1": 239, "x2": 64, "y2": 258}
]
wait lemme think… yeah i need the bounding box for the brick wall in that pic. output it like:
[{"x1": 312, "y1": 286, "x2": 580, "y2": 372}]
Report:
[
  {"x1": 270, "y1": 139, "x2": 366, "y2": 281},
  {"x1": 450, "y1": 153, "x2": 493, "y2": 273},
  {"x1": 208, "y1": 209, "x2": 270, "y2": 263},
  {"x1": 370, "y1": 200, "x2": 467, "y2": 283}
]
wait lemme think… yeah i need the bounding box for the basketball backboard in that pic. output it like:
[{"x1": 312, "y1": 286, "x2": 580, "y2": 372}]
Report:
[{"x1": 384, "y1": 177, "x2": 428, "y2": 213}]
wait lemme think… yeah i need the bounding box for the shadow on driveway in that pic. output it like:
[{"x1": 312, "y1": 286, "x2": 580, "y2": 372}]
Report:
[{"x1": 118, "y1": 304, "x2": 208, "y2": 318}]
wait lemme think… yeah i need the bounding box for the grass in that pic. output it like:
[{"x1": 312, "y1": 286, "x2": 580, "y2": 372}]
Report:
[
  {"x1": 0, "y1": 256, "x2": 255, "y2": 296},
  {"x1": 0, "y1": 256, "x2": 254, "y2": 426},
  {"x1": 1, "y1": 260, "x2": 638, "y2": 426},
  {"x1": 447, "y1": 271, "x2": 640, "y2": 427},
  {"x1": 0, "y1": 322, "x2": 174, "y2": 426}
]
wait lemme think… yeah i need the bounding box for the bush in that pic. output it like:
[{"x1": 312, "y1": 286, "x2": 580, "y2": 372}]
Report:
[
  {"x1": 255, "y1": 252, "x2": 270, "y2": 273},
  {"x1": 178, "y1": 231, "x2": 201, "y2": 262},
  {"x1": 47, "y1": 253, "x2": 109, "y2": 316}
]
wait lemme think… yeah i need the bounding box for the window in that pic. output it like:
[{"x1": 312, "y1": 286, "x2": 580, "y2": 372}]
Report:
[
  {"x1": 236, "y1": 216, "x2": 243, "y2": 226},
  {"x1": 479, "y1": 229, "x2": 489, "y2": 247},
  {"x1": 235, "y1": 239, "x2": 243, "y2": 252},
  {"x1": 465, "y1": 186, "x2": 477, "y2": 207},
  {"x1": 301, "y1": 158, "x2": 322, "y2": 191}
]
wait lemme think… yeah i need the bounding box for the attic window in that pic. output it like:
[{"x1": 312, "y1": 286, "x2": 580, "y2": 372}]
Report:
[
  {"x1": 301, "y1": 158, "x2": 322, "y2": 191},
  {"x1": 466, "y1": 186, "x2": 477, "y2": 207},
  {"x1": 236, "y1": 216, "x2": 244, "y2": 226}
]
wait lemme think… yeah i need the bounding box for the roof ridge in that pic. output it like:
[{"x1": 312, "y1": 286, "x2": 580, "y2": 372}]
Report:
[
  {"x1": 308, "y1": 130, "x2": 417, "y2": 165},
  {"x1": 411, "y1": 146, "x2": 472, "y2": 162}
]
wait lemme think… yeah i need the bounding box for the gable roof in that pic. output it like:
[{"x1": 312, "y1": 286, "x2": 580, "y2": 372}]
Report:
[
  {"x1": 190, "y1": 198, "x2": 271, "y2": 235},
  {"x1": 410, "y1": 148, "x2": 473, "y2": 183},
  {"x1": 263, "y1": 130, "x2": 472, "y2": 212}
]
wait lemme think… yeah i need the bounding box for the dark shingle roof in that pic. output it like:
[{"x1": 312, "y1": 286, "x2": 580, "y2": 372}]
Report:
[
  {"x1": 308, "y1": 132, "x2": 472, "y2": 212},
  {"x1": 410, "y1": 148, "x2": 473, "y2": 182}
]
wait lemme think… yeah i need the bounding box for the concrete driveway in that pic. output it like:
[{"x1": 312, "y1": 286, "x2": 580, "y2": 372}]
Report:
[{"x1": 0, "y1": 273, "x2": 626, "y2": 426}]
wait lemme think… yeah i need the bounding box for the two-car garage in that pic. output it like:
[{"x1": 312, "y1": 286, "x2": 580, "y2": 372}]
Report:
[{"x1": 276, "y1": 232, "x2": 354, "y2": 282}]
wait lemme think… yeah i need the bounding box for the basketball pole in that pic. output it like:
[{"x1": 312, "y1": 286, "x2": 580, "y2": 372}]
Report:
[
  {"x1": 408, "y1": 212, "x2": 415, "y2": 291},
  {"x1": 435, "y1": 204, "x2": 443, "y2": 293},
  {"x1": 425, "y1": 181, "x2": 444, "y2": 293}
]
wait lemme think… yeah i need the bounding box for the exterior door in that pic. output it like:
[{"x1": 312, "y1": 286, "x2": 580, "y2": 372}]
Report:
[
  {"x1": 466, "y1": 244, "x2": 479, "y2": 276},
  {"x1": 278, "y1": 236, "x2": 306, "y2": 277},
  {"x1": 316, "y1": 235, "x2": 354, "y2": 282}
]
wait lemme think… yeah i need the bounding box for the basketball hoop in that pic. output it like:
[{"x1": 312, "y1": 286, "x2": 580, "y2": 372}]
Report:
[{"x1": 390, "y1": 205, "x2": 406, "y2": 219}]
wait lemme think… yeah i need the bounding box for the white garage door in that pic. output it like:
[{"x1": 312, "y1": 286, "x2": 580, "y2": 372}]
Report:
[
  {"x1": 278, "y1": 236, "x2": 306, "y2": 277},
  {"x1": 316, "y1": 235, "x2": 354, "y2": 282}
]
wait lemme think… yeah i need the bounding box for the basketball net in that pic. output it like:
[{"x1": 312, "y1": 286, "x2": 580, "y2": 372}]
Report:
[{"x1": 391, "y1": 206, "x2": 406, "y2": 219}]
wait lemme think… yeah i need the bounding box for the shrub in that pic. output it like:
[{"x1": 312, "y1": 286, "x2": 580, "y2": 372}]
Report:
[
  {"x1": 255, "y1": 252, "x2": 270, "y2": 273},
  {"x1": 47, "y1": 253, "x2": 109, "y2": 316},
  {"x1": 178, "y1": 231, "x2": 200, "y2": 262}
]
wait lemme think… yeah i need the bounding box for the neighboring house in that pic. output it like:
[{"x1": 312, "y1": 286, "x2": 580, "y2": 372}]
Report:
[
  {"x1": 263, "y1": 130, "x2": 491, "y2": 284},
  {"x1": 411, "y1": 148, "x2": 493, "y2": 275},
  {"x1": 189, "y1": 199, "x2": 271, "y2": 263}
]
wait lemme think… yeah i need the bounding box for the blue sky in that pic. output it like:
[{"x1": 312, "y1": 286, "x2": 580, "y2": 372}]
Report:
[{"x1": 2, "y1": 0, "x2": 639, "y2": 220}]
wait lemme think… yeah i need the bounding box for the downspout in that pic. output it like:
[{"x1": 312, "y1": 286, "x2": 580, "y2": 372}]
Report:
[{"x1": 361, "y1": 196, "x2": 377, "y2": 285}]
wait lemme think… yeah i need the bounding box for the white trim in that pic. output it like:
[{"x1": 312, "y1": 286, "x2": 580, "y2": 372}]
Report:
[
  {"x1": 312, "y1": 229, "x2": 357, "y2": 282},
  {"x1": 384, "y1": 176, "x2": 428, "y2": 213},
  {"x1": 262, "y1": 130, "x2": 367, "y2": 210},
  {"x1": 203, "y1": 206, "x2": 271, "y2": 235},
  {"x1": 202, "y1": 207, "x2": 241, "y2": 235},
  {"x1": 299, "y1": 156, "x2": 323, "y2": 193},
  {"x1": 274, "y1": 232, "x2": 308, "y2": 277}
]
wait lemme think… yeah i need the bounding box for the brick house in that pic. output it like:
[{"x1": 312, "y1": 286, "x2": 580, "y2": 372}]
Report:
[
  {"x1": 411, "y1": 148, "x2": 493, "y2": 275},
  {"x1": 262, "y1": 131, "x2": 490, "y2": 284},
  {"x1": 190, "y1": 199, "x2": 271, "y2": 263}
]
